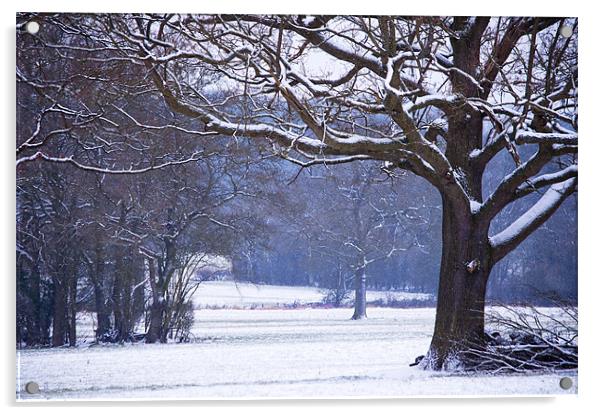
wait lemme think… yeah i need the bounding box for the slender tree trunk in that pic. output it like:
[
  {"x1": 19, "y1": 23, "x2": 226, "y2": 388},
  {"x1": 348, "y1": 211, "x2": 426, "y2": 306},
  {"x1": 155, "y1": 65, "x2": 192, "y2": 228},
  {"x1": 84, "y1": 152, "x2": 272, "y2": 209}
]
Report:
[
  {"x1": 112, "y1": 249, "x2": 135, "y2": 342},
  {"x1": 91, "y1": 245, "x2": 111, "y2": 340},
  {"x1": 68, "y1": 267, "x2": 77, "y2": 347},
  {"x1": 112, "y1": 258, "x2": 125, "y2": 341},
  {"x1": 132, "y1": 255, "x2": 146, "y2": 324},
  {"x1": 424, "y1": 196, "x2": 492, "y2": 369},
  {"x1": 122, "y1": 256, "x2": 134, "y2": 339},
  {"x1": 51, "y1": 278, "x2": 67, "y2": 347},
  {"x1": 159, "y1": 310, "x2": 170, "y2": 343},
  {"x1": 111, "y1": 204, "x2": 131, "y2": 342},
  {"x1": 92, "y1": 281, "x2": 111, "y2": 340},
  {"x1": 351, "y1": 266, "x2": 367, "y2": 320},
  {"x1": 29, "y1": 261, "x2": 42, "y2": 345}
]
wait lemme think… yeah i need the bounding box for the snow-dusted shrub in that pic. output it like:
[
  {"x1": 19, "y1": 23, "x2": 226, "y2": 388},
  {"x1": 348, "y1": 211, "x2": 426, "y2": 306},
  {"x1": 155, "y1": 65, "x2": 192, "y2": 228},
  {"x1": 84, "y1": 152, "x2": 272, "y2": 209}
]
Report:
[
  {"x1": 322, "y1": 287, "x2": 352, "y2": 307},
  {"x1": 170, "y1": 300, "x2": 195, "y2": 343}
]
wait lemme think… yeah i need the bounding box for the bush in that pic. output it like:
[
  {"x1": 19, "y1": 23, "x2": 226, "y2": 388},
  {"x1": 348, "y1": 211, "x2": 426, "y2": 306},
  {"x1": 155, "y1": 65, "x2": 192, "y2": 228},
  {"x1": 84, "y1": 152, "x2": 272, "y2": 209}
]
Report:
[
  {"x1": 322, "y1": 287, "x2": 352, "y2": 307},
  {"x1": 171, "y1": 300, "x2": 195, "y2": 343}
]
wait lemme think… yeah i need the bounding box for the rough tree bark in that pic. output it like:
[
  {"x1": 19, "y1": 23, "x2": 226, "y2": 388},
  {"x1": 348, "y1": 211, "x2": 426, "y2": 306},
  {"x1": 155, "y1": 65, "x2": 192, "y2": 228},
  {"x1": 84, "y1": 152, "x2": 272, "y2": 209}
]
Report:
[
  {"x1": 427, "y1": 196, "x2": 492, "y2": 368},
  {"x1": 424, "y1": 20, "x2": 491, "y2": 366}
]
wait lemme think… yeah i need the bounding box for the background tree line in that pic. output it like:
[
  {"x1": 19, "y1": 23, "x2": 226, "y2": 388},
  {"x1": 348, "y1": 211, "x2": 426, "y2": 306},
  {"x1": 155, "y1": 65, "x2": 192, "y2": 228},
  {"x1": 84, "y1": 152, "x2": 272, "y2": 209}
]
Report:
[{"x1": 17, "y1": 146, "x2": 576, "y2": 347}]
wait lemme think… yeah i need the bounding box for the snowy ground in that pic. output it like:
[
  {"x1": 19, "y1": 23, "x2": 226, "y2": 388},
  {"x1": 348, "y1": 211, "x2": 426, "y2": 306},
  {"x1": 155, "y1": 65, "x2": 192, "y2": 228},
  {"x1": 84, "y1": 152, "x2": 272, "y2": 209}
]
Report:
[
  {"x1": 17, "y1": 306, "x2": 577, "y2": 400},
  {"x1": 190, "y1": 280, "x2": 433, "y2": 308}
]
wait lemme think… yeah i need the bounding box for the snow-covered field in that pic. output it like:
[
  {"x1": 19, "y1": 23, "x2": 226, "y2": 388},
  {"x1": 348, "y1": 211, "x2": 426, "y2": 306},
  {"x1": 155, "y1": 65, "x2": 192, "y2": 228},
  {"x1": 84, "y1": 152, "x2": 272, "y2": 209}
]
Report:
[
  {"x1": 15, "y1": 282, "x2": 577, "y2": 400},
  {"x1": 190, "y1": 280, "x2": 433, "y2": 308},
  {"x1": 16, "y1": 306, "x2": 577, "y2": 400}
]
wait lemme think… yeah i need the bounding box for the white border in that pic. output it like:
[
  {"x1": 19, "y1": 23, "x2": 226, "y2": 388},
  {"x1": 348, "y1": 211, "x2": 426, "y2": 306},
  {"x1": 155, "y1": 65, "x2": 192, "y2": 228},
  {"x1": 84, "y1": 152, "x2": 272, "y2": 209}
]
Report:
[{"x1": 2, "y1": 1, "x2": 599, "y2": 413}]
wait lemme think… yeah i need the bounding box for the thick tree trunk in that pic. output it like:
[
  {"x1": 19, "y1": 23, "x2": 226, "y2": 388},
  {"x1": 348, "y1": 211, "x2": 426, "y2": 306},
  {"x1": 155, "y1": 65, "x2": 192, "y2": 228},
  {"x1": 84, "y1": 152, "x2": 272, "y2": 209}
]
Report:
[
  {"x1": 146, "y1": 299, "x2": 165, "y2": 343},
  {"x1": 51, "y1": 278, "x2": 67, "y2": 347},
  {"x1": 146, "y1": 258, "x2": 167, "y2": 343},
  {"x1": 351, "y1": 267, "x2": 367, "y2": 320},
  {"x1": 424, "y1": 196, "x2": 492, "y2": 369}
]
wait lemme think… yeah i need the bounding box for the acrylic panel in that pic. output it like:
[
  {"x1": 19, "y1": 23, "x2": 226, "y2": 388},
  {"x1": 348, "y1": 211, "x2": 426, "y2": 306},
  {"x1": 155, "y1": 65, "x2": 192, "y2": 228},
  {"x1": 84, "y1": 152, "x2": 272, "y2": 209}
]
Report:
[{"x1": 16, "y1": 14, "x2": 578, "y2": 400}]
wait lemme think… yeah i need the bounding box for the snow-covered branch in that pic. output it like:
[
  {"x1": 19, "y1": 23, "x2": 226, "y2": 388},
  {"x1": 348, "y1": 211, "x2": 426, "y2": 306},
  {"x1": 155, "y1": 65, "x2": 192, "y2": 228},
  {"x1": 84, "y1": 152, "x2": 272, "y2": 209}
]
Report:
[
  {"x1": 490, "y1": 177, "x2": 577, "y2": 261},
  {"x1": 516, "y1": 131, "x2": 578, "y2": 146},
  {"x1": 479, "y1": 148, "x2": 556, "y2": 221},
  {"x1": 514, "y1": 164, "x2": 578, "y2": 199},
  {"x1": 16, "y1": 151, "x2": 208, "y2": 174}
]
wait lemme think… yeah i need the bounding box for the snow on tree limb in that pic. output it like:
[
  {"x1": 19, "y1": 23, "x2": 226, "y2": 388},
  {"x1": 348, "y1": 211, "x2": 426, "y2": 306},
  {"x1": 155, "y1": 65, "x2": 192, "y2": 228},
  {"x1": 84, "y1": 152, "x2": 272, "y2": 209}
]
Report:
[
  {"x1": 514, "y1": 164, "x2": 578, "y2": 198},
  {"x1": 479, "y1": 148, "x2": 555, "y2": 221},
  {"x1": 16, "y1": 151, "x2": 209, "y2": 174},
  {"x1": 17, "y1": 14, "x2": 577, "y2": 227},
  {"x1": 516, "y1": 131, "x2": 578, "y2": 145},
  {"x1": 490, "y1": 177, "x2": 577, "y2": 261}
]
